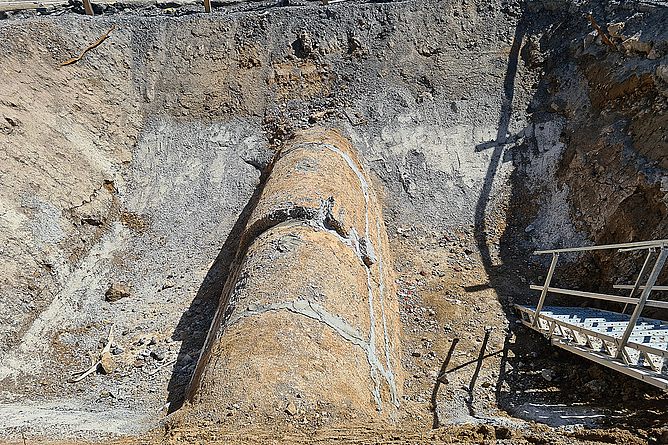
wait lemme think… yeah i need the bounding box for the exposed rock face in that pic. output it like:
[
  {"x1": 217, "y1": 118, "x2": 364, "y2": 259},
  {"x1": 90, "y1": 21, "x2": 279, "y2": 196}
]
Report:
[
  {"x1": 186, "y1": 129, "x2": 402, "y2": 422},
  {"x1": 2, "y1": 0, "x2": 668, "y2": 440},
  {"x1": 534, "y1": 10, "x2": 668, "y2": 288}
]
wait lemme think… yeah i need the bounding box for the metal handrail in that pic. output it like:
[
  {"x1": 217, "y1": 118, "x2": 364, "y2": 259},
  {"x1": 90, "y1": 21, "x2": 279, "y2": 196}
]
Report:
[
  {"x1": 528, "y1": 285, "x2": 668, "y2": 309},
  {"x1": 534, "y1": 239, "x2": 668, "y2": 255},
  {"x1": 614, "y1": 285, "x2": 668, "y2": 291},
  {"x1": 529, "y1": 240, "x2": 668, "y2": 361}
]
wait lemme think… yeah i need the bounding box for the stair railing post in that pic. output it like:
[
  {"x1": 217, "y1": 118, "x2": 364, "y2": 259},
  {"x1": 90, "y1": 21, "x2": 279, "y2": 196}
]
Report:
[
  {"x1": 532, "y1": 252, "x2": 559, "y2": 328},
  {"x1": 83, "y1": 0, "x2": 93, "y2": 15},
  {"x1": 622, "y1": 247, "x2": 655, "y2": 314},
  {"x1": 615, "y1": 246, "x2": 668, "y2": 359}
]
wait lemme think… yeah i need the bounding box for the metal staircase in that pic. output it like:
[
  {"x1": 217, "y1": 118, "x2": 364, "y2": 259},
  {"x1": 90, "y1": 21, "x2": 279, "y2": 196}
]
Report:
[{"x1": 516, "y1": 240, "x2": 668, "y2": 389}]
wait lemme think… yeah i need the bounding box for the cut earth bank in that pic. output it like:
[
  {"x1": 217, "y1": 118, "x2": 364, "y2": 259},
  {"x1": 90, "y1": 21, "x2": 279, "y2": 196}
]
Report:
[{"x1": 1, "y1": 0, "x2": 668, "y2": 443}]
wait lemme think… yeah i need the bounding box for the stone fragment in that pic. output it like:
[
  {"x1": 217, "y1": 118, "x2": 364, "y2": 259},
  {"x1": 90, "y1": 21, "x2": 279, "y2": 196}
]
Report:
[
  {"x1": 659, "y1": 426, "x2": 668, "y2": 444},
  {"x1": 298, "y1": 30, "x2": 312, "y2": 56},
  {"x1": 100, "y1": 352, "x2": 117, "y2": 374},
  {"x1": 541, "y1": 368, "x2": 556, "y2": 382},
  {"x1": 105, "y1": 283, "x2": 130, "y2": 302},
  {"x1": 160, "y1": 282, "x2": 175, "y2": 291},
  {"x1": 585, "y1": 378, "x2": 608, "y2": 394},
  {"x1": 648, "y1": 45, "x2": 664, "y2": 60},
  {"x1": 418, "y1": 91, "x2": 433, "y2": 102},
  {"x1": 495, "y1": 426, "x2": 512, "y2": 439},
  {"x1": 412, "y1": 351, "x2": 421, "y2": 357},
  {"x1": 285, "y1": 401, "x2": 297, "y2": 416},
  {"x1": 151, "y1": 348, "x2": 166, "y2": 361},
  {"x1": 607, "y1": 22, "x2": 625, "y2": 38},
  {"x1": 657, "y1": 64, "x2": 668, "y2": 83},
  {"x1": 477, "y1": 424, "x2": 496, "y2": 439},
  {"x1": 622, "y1": 34, "x2": 652, "y2": 54}
]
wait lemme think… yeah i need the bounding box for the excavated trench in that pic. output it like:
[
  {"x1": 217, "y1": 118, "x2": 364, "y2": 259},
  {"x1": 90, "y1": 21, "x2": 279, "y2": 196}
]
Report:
[{"x1": 1, "y1": 0, "x2": 668, "y2": 442}]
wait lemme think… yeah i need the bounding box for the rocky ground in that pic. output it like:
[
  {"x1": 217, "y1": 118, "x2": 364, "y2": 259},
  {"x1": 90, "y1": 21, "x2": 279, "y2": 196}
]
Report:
[{"x1": 1, "y1": 0, "x2": 668, "y2": 443}]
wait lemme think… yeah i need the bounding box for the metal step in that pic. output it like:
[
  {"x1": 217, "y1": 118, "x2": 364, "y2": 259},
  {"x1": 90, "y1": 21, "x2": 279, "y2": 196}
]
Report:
[
  {"x1": 516, "y1": 305, "x2": 668, "y2": 389},
  {"x1": 523, "y1": 240, "x2": 668, "y2": 389}
]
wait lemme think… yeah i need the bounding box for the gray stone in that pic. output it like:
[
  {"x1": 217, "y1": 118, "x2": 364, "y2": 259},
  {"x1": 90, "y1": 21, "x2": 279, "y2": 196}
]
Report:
[
  {"x1": 541, "y1": 368, "x2": 556, "y2": 382},
  {"x1": 105, "y1": 283, "x2": 131, "y2": 302},
  {"x1": 657, "y1": 64, "x2": 668, "y2": 83},
  {"x1": 151, "y1": 348, "x2": 166, "y2": 361},
  {"x1": 585, "y1": 379, "x2": 608, "y2": 394}
]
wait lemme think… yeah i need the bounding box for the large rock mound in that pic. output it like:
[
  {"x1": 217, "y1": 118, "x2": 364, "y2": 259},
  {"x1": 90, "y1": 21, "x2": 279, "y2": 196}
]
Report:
[{"x1": 184, "y1": 128, "x2": 403, "y2": 425}]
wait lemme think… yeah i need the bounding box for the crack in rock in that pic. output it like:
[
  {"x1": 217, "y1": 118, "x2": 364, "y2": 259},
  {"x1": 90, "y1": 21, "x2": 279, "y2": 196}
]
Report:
[{"x1": 225, "y1": 299, "x2": 397, "y2": 406}]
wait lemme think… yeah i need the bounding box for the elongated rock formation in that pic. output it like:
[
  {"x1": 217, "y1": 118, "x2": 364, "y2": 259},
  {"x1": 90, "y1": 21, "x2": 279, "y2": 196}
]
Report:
[{"x1": 186, "y1": 128, "x2": 402, "y2": 423}]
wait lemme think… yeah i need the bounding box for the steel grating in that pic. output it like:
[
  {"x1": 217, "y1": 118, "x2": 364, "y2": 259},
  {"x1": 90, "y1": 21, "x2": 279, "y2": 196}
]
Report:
[
  {"x1": 516, "y1": 304, "x2": 668, "y2": 389},
  {"x1": 517, "y1": 240, "x2": 668, "y2": 389}
]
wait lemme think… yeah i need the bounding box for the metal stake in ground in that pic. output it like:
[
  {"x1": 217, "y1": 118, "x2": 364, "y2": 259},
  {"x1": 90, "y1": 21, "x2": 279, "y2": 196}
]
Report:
[
  {"x1": 430, "y1": 337, "x2": 459, "y2": 429},
  {"x1": 469, "y1": 328, "x2": 492, "y2": 392}
]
